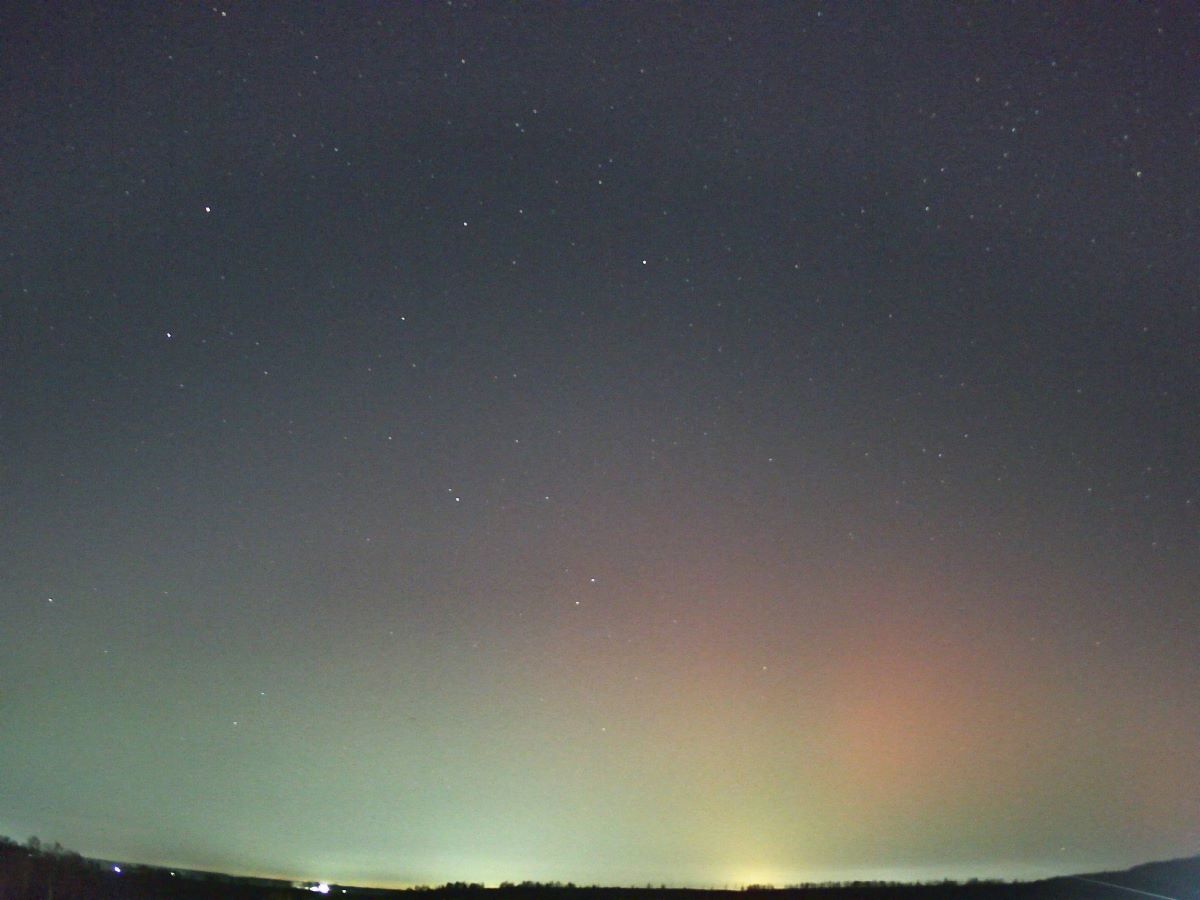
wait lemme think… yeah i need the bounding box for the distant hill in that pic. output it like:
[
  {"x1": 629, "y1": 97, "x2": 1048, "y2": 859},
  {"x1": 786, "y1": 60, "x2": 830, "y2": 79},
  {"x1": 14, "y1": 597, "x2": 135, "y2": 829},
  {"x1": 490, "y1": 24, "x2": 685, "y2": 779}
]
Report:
[
  {"x1": 1037, "y1": 854, "x2": 1200, "y2": 899},
  {"x1": 1, "y1": 834, "x2": 1197, "y2": 899}
]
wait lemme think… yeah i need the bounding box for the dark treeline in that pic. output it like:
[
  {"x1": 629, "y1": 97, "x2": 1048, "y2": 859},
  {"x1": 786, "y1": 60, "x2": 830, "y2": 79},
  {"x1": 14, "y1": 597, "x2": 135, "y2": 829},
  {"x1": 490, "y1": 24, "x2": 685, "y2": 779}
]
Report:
[{"x1": 2, "y1": 836, "x2": 1197, "y2": 900}]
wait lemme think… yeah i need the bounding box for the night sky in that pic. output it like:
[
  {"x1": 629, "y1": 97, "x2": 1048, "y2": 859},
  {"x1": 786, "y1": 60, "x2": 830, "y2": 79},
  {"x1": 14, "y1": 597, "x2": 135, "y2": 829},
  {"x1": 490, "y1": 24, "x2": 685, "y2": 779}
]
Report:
[{"x1": 3, "y1": 1, "x2": 1198, "y2": 889}]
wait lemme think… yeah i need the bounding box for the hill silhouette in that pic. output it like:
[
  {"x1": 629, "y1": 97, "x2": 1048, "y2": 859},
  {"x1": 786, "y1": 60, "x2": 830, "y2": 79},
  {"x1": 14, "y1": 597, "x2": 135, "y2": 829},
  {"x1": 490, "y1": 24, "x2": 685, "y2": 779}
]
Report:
[{"x1": 2, "y1": 836, "x2": 1198, "y2": 899}]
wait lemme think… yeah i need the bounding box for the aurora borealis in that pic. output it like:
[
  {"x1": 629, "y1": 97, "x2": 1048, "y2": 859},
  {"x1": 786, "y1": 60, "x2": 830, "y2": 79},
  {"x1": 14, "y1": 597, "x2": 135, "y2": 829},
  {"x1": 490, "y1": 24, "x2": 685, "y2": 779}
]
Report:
[{"x1": 2, "y1": 1, "x2": 1198, "y2": 889}]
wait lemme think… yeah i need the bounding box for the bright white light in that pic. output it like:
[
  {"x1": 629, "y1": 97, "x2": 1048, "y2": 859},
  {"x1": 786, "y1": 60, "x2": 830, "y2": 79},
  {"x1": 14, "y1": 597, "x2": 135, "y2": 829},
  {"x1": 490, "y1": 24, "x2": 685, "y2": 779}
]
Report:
[
  {"x1": 309, "y1": 884, "x2": 330, "y2": 895},
  {"x1": 113, "y1": 866, "x2": 121, "y2": 874}
]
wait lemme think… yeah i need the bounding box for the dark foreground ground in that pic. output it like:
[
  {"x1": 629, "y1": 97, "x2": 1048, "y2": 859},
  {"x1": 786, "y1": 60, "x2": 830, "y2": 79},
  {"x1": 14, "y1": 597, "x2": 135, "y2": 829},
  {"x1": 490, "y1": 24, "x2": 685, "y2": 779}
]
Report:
[{"x1": 1, "y1": 838, "x2": 1196, "y2": 900}]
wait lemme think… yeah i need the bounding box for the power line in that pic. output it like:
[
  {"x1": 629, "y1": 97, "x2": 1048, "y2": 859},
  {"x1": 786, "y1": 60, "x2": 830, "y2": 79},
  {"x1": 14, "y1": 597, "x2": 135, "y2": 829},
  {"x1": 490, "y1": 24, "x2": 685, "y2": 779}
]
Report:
[{"x1": 1071, "y1": 876, "x2": 1181, "y2": 900}]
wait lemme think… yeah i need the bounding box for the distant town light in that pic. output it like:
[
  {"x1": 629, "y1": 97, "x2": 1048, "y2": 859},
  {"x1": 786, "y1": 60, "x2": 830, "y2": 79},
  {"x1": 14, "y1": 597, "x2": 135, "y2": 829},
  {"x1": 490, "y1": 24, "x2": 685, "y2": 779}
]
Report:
[
  {"x1": 113, "y1": 866, "x2": 121, "y2": 874},
  {"x1": 309, "y1": 884, "x2": 331, "y2": 894}
]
